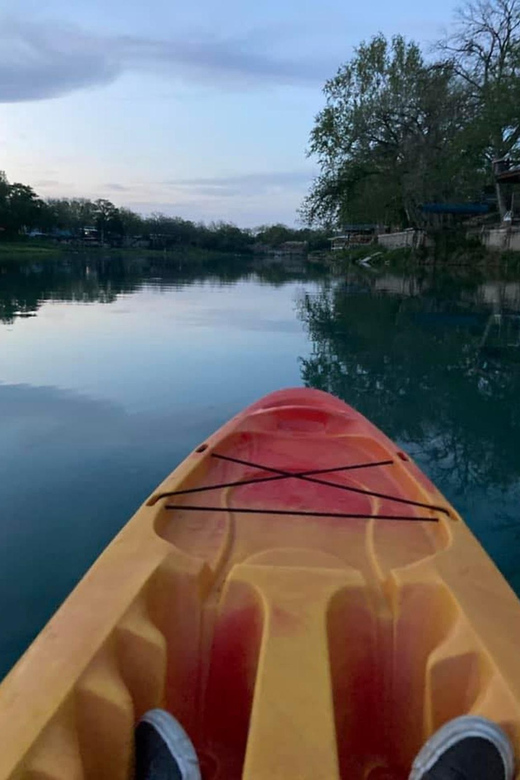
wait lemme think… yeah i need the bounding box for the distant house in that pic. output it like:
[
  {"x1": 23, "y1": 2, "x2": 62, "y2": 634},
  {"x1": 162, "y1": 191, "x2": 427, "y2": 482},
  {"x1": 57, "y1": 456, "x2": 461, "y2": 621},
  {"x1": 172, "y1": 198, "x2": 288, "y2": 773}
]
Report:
[
  {"x1": 81, "y1": 226, "x2": 101, "y2": 247},
  {"x1": 492, "y1": 158, "x2": 520, "y2": 221},
  {"x1": 329, "y1": 225, "x2": 377, "y2": 250}
]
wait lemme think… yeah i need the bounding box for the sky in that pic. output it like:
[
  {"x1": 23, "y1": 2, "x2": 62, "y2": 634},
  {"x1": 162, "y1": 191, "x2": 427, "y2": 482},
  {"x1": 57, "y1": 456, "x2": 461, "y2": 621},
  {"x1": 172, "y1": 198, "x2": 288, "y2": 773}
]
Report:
[{"x1": 0, "y1": 0, "x2": 458, "y2": 226}]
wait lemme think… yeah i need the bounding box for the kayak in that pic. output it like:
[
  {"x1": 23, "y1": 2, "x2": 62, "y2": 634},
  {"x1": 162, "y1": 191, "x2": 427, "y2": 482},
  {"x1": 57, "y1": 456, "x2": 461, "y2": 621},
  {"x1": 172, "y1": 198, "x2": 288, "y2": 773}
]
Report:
[{"x1": 1, "y1": 387, "x2": 520, "y2": 780}]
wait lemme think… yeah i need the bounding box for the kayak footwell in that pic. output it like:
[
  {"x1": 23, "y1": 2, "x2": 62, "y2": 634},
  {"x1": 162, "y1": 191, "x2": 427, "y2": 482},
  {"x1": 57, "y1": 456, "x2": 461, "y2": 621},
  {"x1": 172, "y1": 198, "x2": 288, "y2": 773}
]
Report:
[{"x1": 2, "y1": 388, "x2": 520, "y2": 780}]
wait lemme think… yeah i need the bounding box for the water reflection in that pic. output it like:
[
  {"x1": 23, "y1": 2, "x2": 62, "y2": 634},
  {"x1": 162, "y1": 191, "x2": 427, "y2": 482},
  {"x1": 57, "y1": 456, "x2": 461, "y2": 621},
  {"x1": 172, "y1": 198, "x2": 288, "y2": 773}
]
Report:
[
  {"x1": 0, "y1": 254, "x2": 323, "y2": 324},
  {"x1": 0, "y1": 381, "x2": 233, "y2": 676},
  {"x1": 0, "y1": 253, "x2": 320, "y2": 677},
  {"x1": 298, "y1": 264, "x2": 520, "y2": 590}
]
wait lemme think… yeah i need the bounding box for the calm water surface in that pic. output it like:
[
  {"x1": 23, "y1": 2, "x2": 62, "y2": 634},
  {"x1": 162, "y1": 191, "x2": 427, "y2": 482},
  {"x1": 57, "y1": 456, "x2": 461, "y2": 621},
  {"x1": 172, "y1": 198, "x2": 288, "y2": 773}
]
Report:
[{"x1": 1, "y1": 254, "x2": 520, "y2": 678}]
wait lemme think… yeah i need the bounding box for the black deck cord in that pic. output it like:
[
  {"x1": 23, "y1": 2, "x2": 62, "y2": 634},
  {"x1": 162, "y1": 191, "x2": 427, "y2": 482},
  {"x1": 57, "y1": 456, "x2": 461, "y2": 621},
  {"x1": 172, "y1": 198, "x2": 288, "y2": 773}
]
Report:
[
  {"x1": 150, "y1": 458, "x2": 394, "y2": 502},
  {"x1": 164, "y1": 505, "x2": 439, "y2": 523},
  {"x1": 212, "y1": 453, "x2": 450, "y2": 516}
]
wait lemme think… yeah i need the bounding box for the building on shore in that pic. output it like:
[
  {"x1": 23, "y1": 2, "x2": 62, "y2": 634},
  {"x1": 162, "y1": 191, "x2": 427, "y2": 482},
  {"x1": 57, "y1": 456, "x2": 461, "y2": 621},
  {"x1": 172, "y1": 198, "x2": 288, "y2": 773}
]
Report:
[{"x1": 329, "y1": 225, "x2": 378, "y2": 250}]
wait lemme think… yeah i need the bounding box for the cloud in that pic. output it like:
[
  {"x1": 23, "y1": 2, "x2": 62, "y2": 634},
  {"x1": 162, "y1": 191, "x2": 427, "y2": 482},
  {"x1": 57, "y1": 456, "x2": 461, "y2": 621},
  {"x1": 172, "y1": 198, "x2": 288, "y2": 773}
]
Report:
[
  {"x1": 161, "y1": 170, "x2": 316, "y2": 198},
  {"x1": 52, "y1": 170, "x2": 315, "y2": 225},
  {"x1": 118, "y1": 170, "x2": 315, "y2": 225},
  {"x1": 123, "y1": 198, "x2": 302, "y2": 226},
  {"x1": 122, "y1": 31, "x2": 333, "y2": 87},
  {"x1": 0, "y1": 19, "x2": 119, "y2": 101},
  {"x1": 15, "y1": 170, "x2": 314, "y2": 225},
  {"x1": 33, "y1": 179, "x2": 61, "y2": 188},
  {"x1": 102, "y1": 183, "x2": 130, "y2": 192},
  {"x1": 171, "y1": 171, "x2": 315, "y2": 187},
  {"x1": 0, "y1": 17, "x2": 335, "y2": 103}
]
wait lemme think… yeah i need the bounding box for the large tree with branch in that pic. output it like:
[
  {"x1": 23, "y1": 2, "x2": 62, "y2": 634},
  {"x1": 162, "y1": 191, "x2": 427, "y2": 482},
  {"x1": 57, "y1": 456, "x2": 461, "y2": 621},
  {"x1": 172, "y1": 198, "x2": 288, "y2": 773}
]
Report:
[
  {"x1": 439, "y1": 0, "x2": 520, "y2": 160},
  {"x1": 303, "y1": 0, "x2": 520, "y2": 228},
  {"x1": 301, "y1": 35, "x2": 476, "y2": 227}
]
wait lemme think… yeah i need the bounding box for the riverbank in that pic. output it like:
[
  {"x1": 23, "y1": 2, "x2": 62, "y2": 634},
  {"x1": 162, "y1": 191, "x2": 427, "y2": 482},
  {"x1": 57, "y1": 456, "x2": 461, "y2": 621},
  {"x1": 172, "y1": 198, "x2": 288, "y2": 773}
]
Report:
[
  {"x1": 0, "y1": 241, "x2": 65, "y2": 256},
  {"x1": 0, "y1": 241, "x2": 250, "y2": 263},
  {"x1": 321, "y1": 242, "x2": 520, "y2": 270},
  {"x1": 4, "y1": 237, "x2": 520, "y2": 272}
]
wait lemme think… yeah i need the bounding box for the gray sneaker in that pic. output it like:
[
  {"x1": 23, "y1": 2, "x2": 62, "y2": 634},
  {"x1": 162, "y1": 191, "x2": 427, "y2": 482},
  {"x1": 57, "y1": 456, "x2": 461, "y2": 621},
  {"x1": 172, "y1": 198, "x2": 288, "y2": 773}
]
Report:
[
  {"x1": 409, "y1": 715, "x2": 515, "y2": 780},
  {"x1": 134, "y1": 709, "x2": 201, "y2": 780}
]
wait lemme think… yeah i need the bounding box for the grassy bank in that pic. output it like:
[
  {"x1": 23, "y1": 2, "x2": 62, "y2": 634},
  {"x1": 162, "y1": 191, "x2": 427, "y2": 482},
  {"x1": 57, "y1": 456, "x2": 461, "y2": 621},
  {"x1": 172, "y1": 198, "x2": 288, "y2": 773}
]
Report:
[
  {"x1": 0, "y1": 241, "x2": 66, "y2": 257},
  {"x1": 0, "y1": 241, "x2": 251, "y2": 263}
]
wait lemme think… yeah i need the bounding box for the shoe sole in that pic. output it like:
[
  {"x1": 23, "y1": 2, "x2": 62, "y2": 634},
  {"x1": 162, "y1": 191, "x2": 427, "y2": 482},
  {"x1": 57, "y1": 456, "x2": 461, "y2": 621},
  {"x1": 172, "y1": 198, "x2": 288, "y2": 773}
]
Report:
[
  {"x1": 139, "y1": 708, "x2": 201, "y2": 780},
  {"x1": 409, "y1": 715, "x2": 515, "y2": 780}
]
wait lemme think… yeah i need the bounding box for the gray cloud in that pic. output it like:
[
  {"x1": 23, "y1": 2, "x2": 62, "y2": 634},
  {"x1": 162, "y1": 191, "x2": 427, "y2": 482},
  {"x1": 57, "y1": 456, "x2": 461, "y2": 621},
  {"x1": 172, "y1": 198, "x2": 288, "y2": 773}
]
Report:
[
  {"x1": 119, "y1": 170, "x2": 315, "y2": 225},
  {"x1": 33, "y1": 179, "x2": 61, "y2": 187},
  {"x1": 171, "y1": 171, "x2": 315, "y2": 187},
  {"x1": 120, "y1": 197, "x2": 301, "y2": 227},
  {"x1": 0, "y1": 17, "x2": 335, "y2": 103},
  {"x1": 20, "y1": 169, "x2": 313, "y2": 224},
  {"x1": 0, "y1": 20, "x2": 119, "y2": 101},
  {"x1": 161, "y1": 170, "x2": 316, "y2": 198},
  {"x1": 122, "y1": 32, "x2": 333, "y2": 87},
  {"x1": 102, "y1": 183, "x2": 130, "y2": 192}
]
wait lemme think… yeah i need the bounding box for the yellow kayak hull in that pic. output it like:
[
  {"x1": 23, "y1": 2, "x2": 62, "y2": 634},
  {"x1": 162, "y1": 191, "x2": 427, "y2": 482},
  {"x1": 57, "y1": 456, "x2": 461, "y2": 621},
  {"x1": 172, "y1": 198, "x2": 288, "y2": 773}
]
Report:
[{"x1": 1, "y1": 388, "x2": 520, "y2": 779}]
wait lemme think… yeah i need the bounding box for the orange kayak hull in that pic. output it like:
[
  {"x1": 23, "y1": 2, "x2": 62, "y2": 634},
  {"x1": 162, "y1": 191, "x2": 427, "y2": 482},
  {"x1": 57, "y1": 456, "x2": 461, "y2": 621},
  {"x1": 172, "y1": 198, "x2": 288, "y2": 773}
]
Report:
[{"x1": 1, "y1": 387, "x2": 520, "y2": 779}]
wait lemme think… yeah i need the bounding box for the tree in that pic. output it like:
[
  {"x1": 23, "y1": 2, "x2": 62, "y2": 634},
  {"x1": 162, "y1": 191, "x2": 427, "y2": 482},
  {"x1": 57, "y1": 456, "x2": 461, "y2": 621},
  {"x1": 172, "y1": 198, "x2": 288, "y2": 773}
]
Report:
[
  {"x1": 46, "y1": 198, "x2": 98, "y2": 234},
  {"x1": 0, "y1": 171, "x2": 11, "y2": 234},
  {"x1": 145, "y1": 214, "x2": 199, "y2": 247},
  {"x1": 203, "y1": 221, "x2": 253, "y2": 253},
  {"x1": 118, "y1": 207, "x2": 144, "y2": 237},
  {"x1": 0, "y1": 174, "x2": 46, "y2": 235},
  {"x1": 254, "y1": 224, "x2": 296, "y2": 246},
  {"x1": 4, "y1": 183, "x2": 45, "y2": 235},
  {"x1": 439, "y1": 0, "x2": 520, "y2": 160},
  {"x1": 439, "y1": 0, "x2": 520, "y2": 216},
  {"x1": 93, "y1": 199, "x2": 121, "y2": 241},
  {"x1": 302, "y1": 35, "x2": 478, "y2": 227}
]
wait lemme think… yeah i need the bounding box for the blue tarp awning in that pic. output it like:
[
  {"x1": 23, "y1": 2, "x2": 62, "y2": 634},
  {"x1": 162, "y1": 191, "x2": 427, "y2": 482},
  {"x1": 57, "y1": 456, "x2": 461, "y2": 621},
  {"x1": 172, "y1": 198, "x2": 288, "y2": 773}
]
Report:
[{"x1": 421, "y1": 203, "x2": 489, "y2": 215}]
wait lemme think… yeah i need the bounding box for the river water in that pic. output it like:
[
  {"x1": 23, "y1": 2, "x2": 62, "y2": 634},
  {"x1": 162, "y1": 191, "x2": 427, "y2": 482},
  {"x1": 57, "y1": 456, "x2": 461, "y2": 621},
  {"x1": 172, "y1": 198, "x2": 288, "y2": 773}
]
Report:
[{"x1": 1, "y1": 253, "x2": 520, "y2": 678}]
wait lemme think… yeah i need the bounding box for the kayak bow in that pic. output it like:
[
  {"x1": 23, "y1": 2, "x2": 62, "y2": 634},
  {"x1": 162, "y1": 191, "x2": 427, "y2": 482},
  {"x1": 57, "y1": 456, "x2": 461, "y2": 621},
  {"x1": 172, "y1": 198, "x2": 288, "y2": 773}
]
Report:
[{"x1": 1, "y1": 388, "x2": 519, "y2": 780}]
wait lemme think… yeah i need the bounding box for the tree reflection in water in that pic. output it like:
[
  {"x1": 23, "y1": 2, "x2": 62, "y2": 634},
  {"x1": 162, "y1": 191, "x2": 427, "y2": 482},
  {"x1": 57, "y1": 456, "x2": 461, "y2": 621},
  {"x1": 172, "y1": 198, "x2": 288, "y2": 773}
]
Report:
[{"x1": 297, "y1": 266, "x2": 520, "y2": 591}]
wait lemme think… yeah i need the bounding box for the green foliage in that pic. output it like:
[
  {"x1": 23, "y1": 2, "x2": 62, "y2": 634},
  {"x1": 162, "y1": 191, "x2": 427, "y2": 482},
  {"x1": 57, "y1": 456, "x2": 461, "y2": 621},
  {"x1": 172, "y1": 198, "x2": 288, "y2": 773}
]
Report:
[
  {"x1": 254, "y1": 223, "x2": 330, "y2": 250},
  {"x1": 0, "y1": 176, "x2": 46, "y2": 237},
  {"x1": 45, "y1": 198, "x2": 97, "y2": 232},
  {"x1": 303, "y1": 0, "x2": 520, "y2": 228},
  {"x1": 0, "y1": 173, "x2": 326, "y2": 254},
  {"x1": 93, "y1": 199, "x2": 122, "y2": 239},
  {"x1": 439, "y1": 0, "x2": 520, "y2": 160}
]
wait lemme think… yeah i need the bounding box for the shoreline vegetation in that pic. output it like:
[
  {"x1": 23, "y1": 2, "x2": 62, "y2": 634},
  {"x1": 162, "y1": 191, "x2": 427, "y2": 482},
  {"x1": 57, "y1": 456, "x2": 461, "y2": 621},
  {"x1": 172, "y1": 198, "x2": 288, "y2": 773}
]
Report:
[
  {"x1": 3, "y1": 237, "x2": 520, "y2": 273},
  {"x1": 0, "y1": 172, "x2": 331, "y2": 260}
]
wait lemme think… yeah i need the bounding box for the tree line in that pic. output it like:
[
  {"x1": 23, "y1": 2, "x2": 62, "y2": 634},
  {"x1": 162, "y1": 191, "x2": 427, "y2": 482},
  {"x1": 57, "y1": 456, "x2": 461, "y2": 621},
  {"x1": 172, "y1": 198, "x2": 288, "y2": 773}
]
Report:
[
  {"x1": 302, "y1": 0, "x2": 520, "y2": 229},
  {"x1": 0, "y1": 171, "x2": 328, "y2": 253}
]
